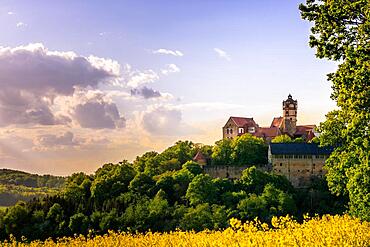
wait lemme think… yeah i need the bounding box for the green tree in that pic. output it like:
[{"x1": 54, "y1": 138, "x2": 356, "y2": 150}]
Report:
[
  {"x1": 91, "y1": 162, "x2": 136, "y2": 206},
  {"x1": 2, "y1": 201, "x2": 29, "y2": 239},
  {"x1": 68, "y1": 213, "x2": 89, "y2": 234},
  {"x1": 211, "y1": 139, "x2": 233, "y2": 166},
  {"x1": 300, "y1": 0, "x2": 370, "y2": 220},
  {"x1": 182, "y1": 161, "x2": 203, "y2": 175},
  {"x1": 231, "y1": 134, "x2": 267, "y2": 166},
  {"x1": 186, "y1": 174, "x2": 218, "y2": 206},
  {"x1": 271, "y1": 134, "x2": 292, "y2": 143},
  {"x1": 128, "y1": 173, "x2": 156, "y2": 196},
  {"x1": 133, "y1": 151, "x2": 158, "y2": 172},
  {"x1": 238, "y1": 166, "x2": 294, "y2": 194}
]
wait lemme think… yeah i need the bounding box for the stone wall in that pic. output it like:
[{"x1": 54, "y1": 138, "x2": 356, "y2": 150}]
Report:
[
  {"x1": 203, "y1": 165, "x2": 249, "y2": 179},
  {"x1": 271, "y1": 155, "x2": 327, "y2": 188}
]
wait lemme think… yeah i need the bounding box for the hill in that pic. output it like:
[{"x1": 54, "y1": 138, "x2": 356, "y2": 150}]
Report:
[{"x1": 0, "y1": 169, "x2": 66, "y2": 206}]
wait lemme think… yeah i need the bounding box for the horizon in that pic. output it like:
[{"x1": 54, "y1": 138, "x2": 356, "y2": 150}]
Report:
[{"x1": 0, "y1": 0, "x2": 338, "y2": 176}]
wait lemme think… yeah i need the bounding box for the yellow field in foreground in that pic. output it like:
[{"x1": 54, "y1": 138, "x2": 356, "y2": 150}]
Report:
[{"x1": 2, "y1": 215, "x2": 370, "y2": 247}]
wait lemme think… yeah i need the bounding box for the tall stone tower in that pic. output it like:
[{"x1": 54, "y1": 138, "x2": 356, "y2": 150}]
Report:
[{"x1": 282, "y1": 94, "x2": 297, "y2": 136}]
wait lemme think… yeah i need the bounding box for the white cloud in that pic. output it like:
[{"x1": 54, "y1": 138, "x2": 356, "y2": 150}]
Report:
[
  {"x1": 16, "y1": 22, "x2": 26, "y2": 28},
  {"x1": 127, "y1": 70, "x2": 159, "y2": 87},
  {"x1": 55, "y1": 89, "x2": 126, "y2": 129},
  {"x1": 35, "y1": 131, "x2": 80, "y2": 148},
  {"x1": 0, "y1": 43, "x2": 121, "y2": 127},
  {"x1": 214, "y1": 48, "x2": 231, "y2": 61},
  {"x1": 7, "y1": 12, "x2": 14, "y2": 15},
  {"x1": 161, "y1": 64, "x2": 180, "y2": 75},
  {"x1": 141, "y1": 105, "x2": 182, "y2": 135},
  {"x1": 123, "y1": 64, "x2": 159, "y2": 87},
  {"x1": 153, "y1": 48, "x2": 184, "y2": 57}
]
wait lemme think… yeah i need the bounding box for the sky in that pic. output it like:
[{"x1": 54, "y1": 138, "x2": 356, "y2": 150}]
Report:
[{"x1": 0, "y1": 0, "x2": 338, "y2": 175}]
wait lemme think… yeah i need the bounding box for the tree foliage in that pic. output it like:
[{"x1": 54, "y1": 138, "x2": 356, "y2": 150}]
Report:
[
  {"x1": 0, "y1": 140, "x2": 346, "y2": 240},
  {"x1": 300, "y1": 0, "x2": 370, "y2": 220},
  {"x1": 212, "y1": 135, "x2": 267, "y2": 166}
]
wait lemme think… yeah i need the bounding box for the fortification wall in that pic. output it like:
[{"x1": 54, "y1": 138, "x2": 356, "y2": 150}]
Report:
[{"x1": 203, "y1": 165, "x2": 249, "y2": 179}]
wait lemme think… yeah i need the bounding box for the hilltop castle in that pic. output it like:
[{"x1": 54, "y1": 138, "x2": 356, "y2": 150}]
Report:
[{"x1": 222, "y1": 94, "x2": 317, "y2": 142}]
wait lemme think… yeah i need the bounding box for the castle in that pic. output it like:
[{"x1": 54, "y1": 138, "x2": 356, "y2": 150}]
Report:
[
  {"x1": 195, "y1": 95, "x2": 331, "y2": 188},
  {"x1": 222, "y1": 94, "x2": 317, "y2": 142}
]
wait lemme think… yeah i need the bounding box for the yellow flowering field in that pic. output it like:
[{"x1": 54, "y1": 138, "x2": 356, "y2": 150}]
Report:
[{"x1": 2, "y1": 215, "x2": 370, "y2": 247}]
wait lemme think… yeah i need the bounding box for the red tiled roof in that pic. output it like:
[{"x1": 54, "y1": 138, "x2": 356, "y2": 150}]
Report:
[
  {"x1": 295, "y1": 125, "x2": 316, "y2": 135},
  {"x1": 255, "y1": 127, "x2": 280, "y2": 138},
  {"x1": 270, "y1": 117, "x2": 283, "y2": 128},
  {"x1": 228, "y1": 117, "x2": 256, "y2": 127},
  {"x1": 193, "y1": 151, "x2": 207, "y2": 161}
]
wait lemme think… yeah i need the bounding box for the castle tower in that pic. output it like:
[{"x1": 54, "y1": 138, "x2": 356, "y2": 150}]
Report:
[{"x1": 282, "y1": 94, "x2": 297, "y2": 136}]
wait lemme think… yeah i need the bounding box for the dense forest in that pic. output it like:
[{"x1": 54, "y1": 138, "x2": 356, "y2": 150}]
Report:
[
  {"x1": 0, "y1": 135, "x2": 346, "y2": 241},
  {"x1": 0, "y1": 169, "x2": 65, "y2": 206}
]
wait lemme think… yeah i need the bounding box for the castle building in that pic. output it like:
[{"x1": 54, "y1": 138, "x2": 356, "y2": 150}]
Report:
[
  {"x1": 223, "y1": 94, "x2": 316, "y2": 142},
  {"x1": 268, "y1": 143, "x2": 333, "y2": 188}
]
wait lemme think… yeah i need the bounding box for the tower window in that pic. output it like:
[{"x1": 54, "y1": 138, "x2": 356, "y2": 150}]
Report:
[
  {"x1": 238, "y1": 128, "x2": 244, "y2": 134},
  {"x1": 290, "y1": 118, "x2": 292, "y2": 120}
]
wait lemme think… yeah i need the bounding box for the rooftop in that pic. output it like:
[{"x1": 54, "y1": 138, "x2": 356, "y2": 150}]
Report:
[{"x1": 269, "y1": 143, "x2": 333, "y2": 155}]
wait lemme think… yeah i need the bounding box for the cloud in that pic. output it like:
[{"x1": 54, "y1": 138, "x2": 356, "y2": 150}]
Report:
[
  {"x1": 35, "y1": 131, "x2": 80, "y2": 147},
  {"x1": 214, "y1": 48, "x2": 231, "y2": 61},
  {"x1": 153, "y1": 48, "x2": 184, "y2": 57},
  {"x1": 0, "y1": 43, "x2": 120, "y2": 127},
  {"x1": 16, "y1": 22, "x2": 26, "y2": 28},
  {"x1": 141, "y1": 105, "x2": 182, "y2": 135},
  {"x1": 8, "y1": 12, "x2": 14, "y2": 15},
  {"x1": 161, "y1": 64, "x2": 180, "y2": 75},
  {"x1": 131, "y1": 86, "x2": 161, "y2": 99},
  {"x1": 124, "y1": 64, "x2": 159, "y2": 87},
  {"x1": 62, "y1": 89, "x2": 126, "y2": 129},
  {"x1": 73, "y1": 100, "x2": 125, "y2": 129}
]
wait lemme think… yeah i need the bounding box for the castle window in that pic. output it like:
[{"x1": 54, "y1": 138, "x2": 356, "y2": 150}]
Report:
[
  {"x1": 248, "y1": 127, "x2": 255, "y2": 133},
  {"x1": 286, "y1": 111, "x2": 289, "y2": 115},
  {"x1": 230, "y1": 129, "x2": 233, "y2": 134},
  {"x1": 280, "y1": 163, "x2": 282, "y2": 166},
  {"x1": 290, "y1": 118, "x2": 293, "y2": 120},
  {"x1": 238, "y1": 128, "x2": 244, "y2": 134},
  {"x1": 226, "y1": 129, "x2": 229, "y2": 134}
]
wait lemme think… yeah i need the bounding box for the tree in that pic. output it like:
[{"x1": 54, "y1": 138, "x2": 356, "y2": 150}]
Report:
[
  {"x1": 128, "y1": 173, "x2": 156, "y2": 196},
  {"x1": 90, "y1": 162, "x2": 136, "y2": 206},
  {"x1": 300, "y1": 0, "x2": 370, "y2": 220},
  {"x1": 237, "y1": 166, "x2": 294, "y2": 195},
  {"x1": 182, "y1": 161, "x2": 203, "y2": 176},
  {"x1": 133, "y1": 151, "x2": 158, "y2": 172},
  {"x1": 186, "y1": 174, "x2": 218, "y2": 206},
  {"x1": 68, "y1": 213, "x2": 89, "y2": 234},
  {"x1": 231, "y1": 134, "x2": 267, "y2": 166},
  {"x1": 211, "y1": 139, "x2": 233, "y2": 166},
  {"x1": 271, "y1": 135, "x2": 292, "y2": 143},
  {"x1": 2, "y1": 201, "x2": 29, "y2": 239}
]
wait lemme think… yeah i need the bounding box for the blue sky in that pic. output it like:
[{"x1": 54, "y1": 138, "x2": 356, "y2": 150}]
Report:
[{"x1": 0, "y1": 1, "x2": 337, "y2": 175}]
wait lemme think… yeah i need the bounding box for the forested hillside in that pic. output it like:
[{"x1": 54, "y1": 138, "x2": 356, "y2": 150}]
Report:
[
  {"x1": 0, "y1": 138, "x2": 346, "y2": 241},
  {"x1": 0, "y1": 169, "x2": 65, "y2": 206}
]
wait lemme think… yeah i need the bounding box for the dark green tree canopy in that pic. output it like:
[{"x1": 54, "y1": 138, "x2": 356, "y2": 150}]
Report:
[{"x1": 300, "y1": 0, "x2": 370, "y2": 220}]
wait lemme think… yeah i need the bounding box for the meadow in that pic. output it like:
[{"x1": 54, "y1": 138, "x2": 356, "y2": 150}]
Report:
[{"x1": 2, "y1": 215, "x2": 369, "y2": 247}]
